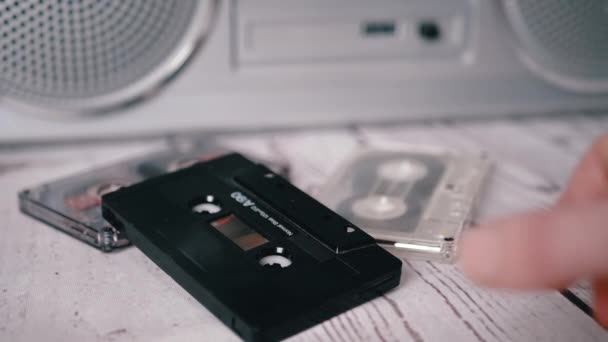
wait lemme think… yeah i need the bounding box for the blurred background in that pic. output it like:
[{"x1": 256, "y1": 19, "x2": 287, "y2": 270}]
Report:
[{"x1": 0, "y1": 0, "x2": 607, "y2": 142}]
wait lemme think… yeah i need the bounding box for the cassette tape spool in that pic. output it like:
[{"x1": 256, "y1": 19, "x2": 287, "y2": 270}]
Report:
[
  {"x1": 318, "y1": 145, "x2": 491, "y2": 263},
  {"x1": 101, "y1": 153, "x2": 402, "y2": 341},
  {"x1": 19, "y1": 142, "x2": 290, "y2": 252}
]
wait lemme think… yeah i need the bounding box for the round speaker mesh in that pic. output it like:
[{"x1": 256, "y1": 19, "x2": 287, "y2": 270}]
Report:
[
  {"x1": 504, "y1": 0, "x2": 608, "y2": 92},
  {"x1": 0, "y1": 0, "x2": 209, "y2": 114}
]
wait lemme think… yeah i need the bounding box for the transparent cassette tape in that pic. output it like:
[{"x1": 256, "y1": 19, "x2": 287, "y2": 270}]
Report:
[
  {"x1": 318, "y1": 144, "x2": 491, "y2": 263},
  {"x1": 19, "y1": 140, "x2": 290, "y2": 252}
]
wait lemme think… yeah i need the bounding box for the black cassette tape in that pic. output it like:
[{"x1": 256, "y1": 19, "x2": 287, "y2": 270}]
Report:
[{"x1": 102, "y1": 153, "x2": 402, "y2": 341}]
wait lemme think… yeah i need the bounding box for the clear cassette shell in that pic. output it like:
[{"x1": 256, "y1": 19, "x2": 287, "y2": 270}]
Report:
[{"x1": 318, "y1": 144, "x2": 491, "y2": 263}]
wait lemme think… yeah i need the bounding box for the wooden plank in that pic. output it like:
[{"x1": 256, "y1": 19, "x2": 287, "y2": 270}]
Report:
[
  {"x1": 289, "y1": 259, "x2": 607, "y2": 342},
  {"x1": 1, "y1": 117, "x2": 607, "y2": 341}
]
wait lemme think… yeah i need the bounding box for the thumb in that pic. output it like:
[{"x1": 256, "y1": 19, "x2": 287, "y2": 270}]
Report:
[{"x1": 459, "y1": 201, "x2": 608, "y2": 289}]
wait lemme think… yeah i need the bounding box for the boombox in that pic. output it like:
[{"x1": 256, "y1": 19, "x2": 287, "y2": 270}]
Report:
[{"x1": 1, "y1": 0, "x2": 608, "y2": 142}]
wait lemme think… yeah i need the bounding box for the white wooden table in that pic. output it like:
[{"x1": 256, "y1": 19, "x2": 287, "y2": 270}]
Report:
[{"x1": 1, "y1": 114, "x2": 608, "y2": 341}]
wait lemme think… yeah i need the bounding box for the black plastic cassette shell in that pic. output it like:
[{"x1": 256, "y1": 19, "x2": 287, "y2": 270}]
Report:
[{"x1": 102, "y1": 154, "x2": 402, "y2": 341}]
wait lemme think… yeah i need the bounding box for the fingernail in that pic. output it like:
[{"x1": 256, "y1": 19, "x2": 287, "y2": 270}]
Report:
[{"x1": 458, "y1": 229, "x2": 503, "y2": 286}]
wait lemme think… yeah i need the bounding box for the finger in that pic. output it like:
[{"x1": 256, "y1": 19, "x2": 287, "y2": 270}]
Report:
[
  {"x1": 460, "y1": 201, "x2": 608, "y2": 289},
  {"x1": 594, "y1": 277, "x2": 608, "y2": 328},
  {"x1": 559, "y1": 134, "x2": 608, "y2": 205}
]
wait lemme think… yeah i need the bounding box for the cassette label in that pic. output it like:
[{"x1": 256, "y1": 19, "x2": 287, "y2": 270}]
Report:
[{"x1": 230, "y1": 191, "x2": 294, "y2": 236}]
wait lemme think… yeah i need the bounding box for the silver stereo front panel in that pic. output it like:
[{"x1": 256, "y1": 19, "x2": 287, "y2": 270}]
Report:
[
  {"x1": 1, "y1": 0, "x2": 608, "y2": 142},
  {"x1": 0, "y1": 0, "x2": 214, "y2": 116}
]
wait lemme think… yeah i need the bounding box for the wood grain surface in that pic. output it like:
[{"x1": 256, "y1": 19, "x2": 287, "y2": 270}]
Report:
[{"x1": 1, "y1": 114, "x2": 607, "y2": 341}]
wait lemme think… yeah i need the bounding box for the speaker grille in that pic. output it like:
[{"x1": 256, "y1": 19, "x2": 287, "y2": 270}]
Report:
[
  {"x1": 504, "y1": 0, "x2": 608, "y2": 92},
  {"x1": 0, "y1": 0, "x2": 208, "y2": 114}
]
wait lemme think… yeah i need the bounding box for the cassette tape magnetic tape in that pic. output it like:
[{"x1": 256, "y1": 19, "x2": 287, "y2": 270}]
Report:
[{"x1": 101, "y1": 153, "x2": 402, "y2": 341}]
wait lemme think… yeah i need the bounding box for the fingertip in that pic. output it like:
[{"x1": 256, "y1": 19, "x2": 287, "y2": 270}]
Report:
[
  {"x1": 461, "y1": 205, "x2": 608, "y2": 290},
  {"x1": 597, "y1": 315, "x2": 608, "y2": 330},
  {"x1": 559, "y1": 134, "x2": 608, "y2": 205},
  {"x1": 596, "y1": 309, "x2": 608, "y2": 330},
  {"x1": 593, "y1": 278, "x2": 608, "y2": 329},
  {"x1": 458, "y1": 227, "x2": 504, "y2": 287},
  {"x1": 459, "y1": 213, "x2": 569, "y2": 289}
]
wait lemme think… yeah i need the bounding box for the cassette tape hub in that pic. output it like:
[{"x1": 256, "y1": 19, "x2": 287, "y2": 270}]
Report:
[
  {"x1": 102, "y1": 153, "x2": 402, "y2": 341},
  {"x1": 319, "y1": 145, "x2": 491, "y2": 263}
]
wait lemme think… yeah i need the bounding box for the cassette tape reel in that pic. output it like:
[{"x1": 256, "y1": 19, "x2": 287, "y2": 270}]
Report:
[{"x1": 318, "y1": 145, "x2": 491, "y2": 262}]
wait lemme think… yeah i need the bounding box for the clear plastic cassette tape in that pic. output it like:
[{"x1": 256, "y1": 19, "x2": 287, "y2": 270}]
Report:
[
  {"x1": 318, "y1": 144, "x2": 491, "y2": 263},
  {"x1": 19, "y1": 140, "x2": 289, "y2": 252}
]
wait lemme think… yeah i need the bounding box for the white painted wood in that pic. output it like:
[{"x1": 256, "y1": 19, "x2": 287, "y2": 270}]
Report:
[{"x1": 1, "y1": 115, "x2": 607, "y2": 341}]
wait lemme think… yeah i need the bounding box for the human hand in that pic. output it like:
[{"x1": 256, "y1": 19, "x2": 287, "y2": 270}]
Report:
[{"x1": 460, "y1": 135, "x2": 608, "y2": 327}]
